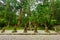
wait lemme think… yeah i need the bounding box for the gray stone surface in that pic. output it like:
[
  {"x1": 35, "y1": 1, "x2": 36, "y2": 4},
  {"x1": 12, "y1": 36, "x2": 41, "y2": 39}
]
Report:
[{"x1": 0, "y1": 35, "x2": 60, "y2": 40}]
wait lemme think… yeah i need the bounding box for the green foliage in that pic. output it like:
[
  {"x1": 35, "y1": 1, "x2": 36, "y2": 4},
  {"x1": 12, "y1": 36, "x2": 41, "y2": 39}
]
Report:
[
  {"x1": 0, "y1": 0, "x2": 60, "y2": 30},
  {"x1": 53, "y1": 0, "x2": 60, "y2": 24},
  {"x1": 50, "y1": 19, "x2": 57, "y2": 25}
]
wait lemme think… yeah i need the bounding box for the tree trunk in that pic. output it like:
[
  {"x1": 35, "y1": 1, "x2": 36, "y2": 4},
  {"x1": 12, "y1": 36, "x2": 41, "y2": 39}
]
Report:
[
  {"x1": 12, "y1": 24, "x2": 17, "y2": 33},
  {"x1": 54, "y1": 27, "x2": 57, "y2": 32},
  {"x1": 1, "y1": 28, "x2": 5, "y2": 33},
  {"x1": 18, "y1": 19, "x2": 20, "y2": 26},
  {"x1": 45, "y1": 24, "x2": 49, "y2": 32},
  {"x1": 24, "y1": 24, "x2": 27, "y2": 33},
  {"x1": 18, "y1": 8, "x2": 22, "y2": 26},
  {"x1": 34, "y1": 24, "x2": 38, "y2": 33},
  {"x1": 7, "y1": 19, "x2": 10, "y2": 27},
  {"x1": 45, "y1": 26, "x2": 48, "y2": 31},
  {"x1": 29, "y1": 21, "x2": 32, "y2": 30}
]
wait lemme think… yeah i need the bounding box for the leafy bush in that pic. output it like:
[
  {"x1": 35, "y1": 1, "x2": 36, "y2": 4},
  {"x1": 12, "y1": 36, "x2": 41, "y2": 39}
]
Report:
[{"x1": 50, "y1": 19, "x2": 57, "y2": 25}]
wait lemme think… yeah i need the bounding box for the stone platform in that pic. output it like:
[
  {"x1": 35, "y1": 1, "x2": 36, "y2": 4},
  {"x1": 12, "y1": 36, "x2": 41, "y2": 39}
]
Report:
[{"x1": 0, "y1": 30, "x2": 59, "y2": 35}]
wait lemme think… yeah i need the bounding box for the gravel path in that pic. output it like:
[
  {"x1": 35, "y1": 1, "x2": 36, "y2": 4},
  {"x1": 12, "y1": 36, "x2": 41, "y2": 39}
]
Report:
[{"x1": 0, "y1": 35, "x2": 60, "y2": 40}]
